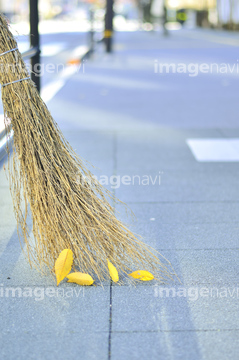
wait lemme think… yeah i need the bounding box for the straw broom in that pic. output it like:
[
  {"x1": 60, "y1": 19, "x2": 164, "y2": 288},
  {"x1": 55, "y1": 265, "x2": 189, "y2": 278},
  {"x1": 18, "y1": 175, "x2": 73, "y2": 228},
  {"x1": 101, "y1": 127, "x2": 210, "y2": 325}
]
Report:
[{"x1": 0, "y1": 14, "x2": 175, "y2": 282}]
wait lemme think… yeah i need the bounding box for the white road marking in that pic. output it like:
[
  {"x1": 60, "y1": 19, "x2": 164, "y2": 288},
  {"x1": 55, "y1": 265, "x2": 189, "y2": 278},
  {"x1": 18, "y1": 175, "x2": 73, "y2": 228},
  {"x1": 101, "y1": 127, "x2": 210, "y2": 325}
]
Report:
[
  {"x1": 70, "y1": 45, "x2": 89, "y2": 59},
  {"x1": 0, "y1": 114, "x2": 5, "y2": 132},
  {"x1": 187, "y1": 138, "x2": 239, "y2": 162},
  {"x1": 41, "y1": 64, "x2": 79, "y2": 103},
  {"x1": 0, "y1": 130, "x2": 13, "y2": 150},
  {"x1": 41, "y1": 79, "x2": 65, "y2": 103},
  {"x1": 18, "y1": 41, "x2": 66, "y2": 57},
  {"x1": 41, "y1": 43, "x2": 66, "y2": 57}
]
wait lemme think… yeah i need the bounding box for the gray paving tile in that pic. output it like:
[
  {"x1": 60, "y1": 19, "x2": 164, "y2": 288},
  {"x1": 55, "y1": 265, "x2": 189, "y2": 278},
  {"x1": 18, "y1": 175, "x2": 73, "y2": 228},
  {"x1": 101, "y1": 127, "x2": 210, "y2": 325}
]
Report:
[
  {"x1": 142, "y1": 221, "x2": 239, "y2": 251},
  {"x1": 0, "y1": 249, "x2": 55, "y2": 286},
  {"x1": 49, "y1": 94, "x2": 151, "y2": 132},
  {"x1": 114, "y1": 203, "x2": 239, "y2": 249},
  {"x1": 0, "y1": 225, "x2": 16, "y2": 252},
  {"x1": 111, "y1": 330, "x2": 239, "y2": 360},
  {"x1": 0, "y1": 166, "x2": 9, "y2": 187},
  {"x1": 0, "y1": 285, "x2": 109, "y2": 334},
  {"x1": 115, "y1": 129, "x2": 239, "y2": 201},
  {"x1": 0, "y1": 204, "x2": 16, "y2": 226},
  {"x1": 163, "y1": 249, "x2": 239, "y2": 285},
  {"x1": 112, "y1": 249, "x2": 238, "y2": 286},
  {"x1": 0, "y1": 228, "x2": 110, "y2": 286},
  {"x1": 116, "y1": 202, "x2": 239, "y2": 226},
  {"x1": 0, "y1": 332, "x2": 108, "y2": 360},
  {"x1": 64, "y1": 130, "x2": 114, "y2": 171},
  {"x1": 2, "y1": 226, "x2": 237, "y2": 286},
  {"x1": 116, "y1": 128, "x2": 221, "y2": 171},
  {"x1": 0, "y1": 186, "x2": 12, "y2": 204},
  {"x1": 115, "y1": 167, "x2": 239, "y2": 202},
  {"x1": 1, "y1": 257, "x2": 111, "y2": 287},
  {"x1": 112, "y1": 285, "x2": 239, "y2": 332}
]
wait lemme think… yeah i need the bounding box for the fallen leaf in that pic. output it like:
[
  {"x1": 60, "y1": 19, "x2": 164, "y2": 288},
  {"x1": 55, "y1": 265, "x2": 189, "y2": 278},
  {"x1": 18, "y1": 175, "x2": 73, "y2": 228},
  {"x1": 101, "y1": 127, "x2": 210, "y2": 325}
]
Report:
[
  {"x1": 67, "y1": 59, "x2": 81, "y2": 65},
  {"x1": 67, "y1": 272, "x2": 94, "y2": 285},
  {"x1": 129, "y1": 270, "x2": 154, "y2": 281},
  {"x1": 55, "y1": 249, "x2": 73, "y2": 286},
  {"x1": 107, "y1": 260, "x2": 119, "y2": 282}
]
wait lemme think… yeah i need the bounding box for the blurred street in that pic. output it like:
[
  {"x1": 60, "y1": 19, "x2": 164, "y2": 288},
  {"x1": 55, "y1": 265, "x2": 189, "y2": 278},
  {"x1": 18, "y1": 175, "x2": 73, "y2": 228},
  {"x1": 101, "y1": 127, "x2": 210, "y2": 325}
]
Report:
[{"x1": 0, "y1": 24, "x2": 239, "y2": 359}]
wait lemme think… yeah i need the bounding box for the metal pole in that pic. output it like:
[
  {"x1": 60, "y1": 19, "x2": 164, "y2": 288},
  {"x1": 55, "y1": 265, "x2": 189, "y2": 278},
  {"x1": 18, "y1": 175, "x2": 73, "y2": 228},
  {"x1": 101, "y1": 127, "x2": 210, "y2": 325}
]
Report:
[
  {"x1": 163, "y1": 2, "x2": 168, "y2": 36},
  {"x1": 105, "y1": 0, "x2": 113, "y2": 53},
  {"x1": 29, "y1": 0, "x2": 40, "y2": 92},
  {"x1": 89, "y1": 8, "x2": 94, "y2": 51}
]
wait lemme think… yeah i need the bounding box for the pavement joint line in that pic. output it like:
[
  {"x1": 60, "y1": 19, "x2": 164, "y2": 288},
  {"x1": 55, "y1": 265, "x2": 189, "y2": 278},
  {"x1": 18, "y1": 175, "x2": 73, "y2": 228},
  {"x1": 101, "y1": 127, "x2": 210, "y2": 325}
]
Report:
[
  {"x1": 2, "y1": 329, "x2": 238, "y2": 334},
  {"x1": 107, "y1": 133, "x2": 118, "y2": 360},
  {"x1": 108, "y1": 282, "x2": 113, "y2": 360},
  {"x1": 111, "y1": 282, "x2": 239, "y2": 285},
  {"x1": 136, "y1": 222, "x2": 239, "y2": 224},
  {"x1": 155, "y1": 248, "x2": 239, "y2": 251},
  {"x1": 1, "y1": 282, "x2": 237, "y2": 287},
  {"x1": 107, "y1": 283, "x2": 239, "y2": 288},
  {"x1": 110, "y1": 329, "x2": 239, "y2": 333},
  {"x1": 125, "y1": 201, "x2": 239, "y2": 204}
]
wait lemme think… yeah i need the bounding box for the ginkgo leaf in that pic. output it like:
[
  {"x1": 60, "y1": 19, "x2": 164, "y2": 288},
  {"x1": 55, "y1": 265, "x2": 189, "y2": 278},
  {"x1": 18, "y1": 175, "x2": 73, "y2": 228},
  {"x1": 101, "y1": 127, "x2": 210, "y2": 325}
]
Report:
[
  {"x1": 107, "y1": 260, "x2": 119, "y2": 282},
  {"x1": 129, "y1": 270, "x2": 154, "y2": 281},
  {"x1": 55, "y1": 249, "x2": 73, "y2": 286},
  {"x1": 67, "y1": 272, "x2": 94, "y2": 285}
]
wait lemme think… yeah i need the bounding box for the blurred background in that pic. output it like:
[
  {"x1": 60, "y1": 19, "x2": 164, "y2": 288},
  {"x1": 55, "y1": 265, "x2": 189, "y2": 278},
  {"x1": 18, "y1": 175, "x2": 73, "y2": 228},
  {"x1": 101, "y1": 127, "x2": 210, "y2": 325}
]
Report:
[
  {"x1": 1, "y1": 0, "x2": 239, "y2": 31},
  {"x1": 1, "y1": 0, "x2": 239, "y2": 158},
  {"x1": 0, "y1": 0, "x2": 239, "y2": 150},
  {"x1": 0, "y1": 0, "x2": 238, "y2": 141}
]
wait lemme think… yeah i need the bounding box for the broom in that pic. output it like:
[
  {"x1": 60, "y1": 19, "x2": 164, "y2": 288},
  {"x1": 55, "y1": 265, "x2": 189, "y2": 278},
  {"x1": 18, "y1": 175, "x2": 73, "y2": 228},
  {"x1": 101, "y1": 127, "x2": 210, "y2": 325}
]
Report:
[{"x1": 0, "y1": 14, "x2": 175, "y2": 282}]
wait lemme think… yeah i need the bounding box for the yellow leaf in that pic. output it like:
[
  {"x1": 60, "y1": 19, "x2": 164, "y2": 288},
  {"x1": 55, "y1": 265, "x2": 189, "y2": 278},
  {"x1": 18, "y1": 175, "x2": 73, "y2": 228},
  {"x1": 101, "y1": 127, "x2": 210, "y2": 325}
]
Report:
[
  {"x1": 55, "y1": 249, "x2": 73, "y2": 286},
  {"x1": 129, "y1": 270, "x2": 154, "y2": 281},
  {"x1": 67, "y1": 272, "x2": 94, "y2": 286},
  {"x1": 107, "y1": 260, "x2": 119, "y2": 282}
]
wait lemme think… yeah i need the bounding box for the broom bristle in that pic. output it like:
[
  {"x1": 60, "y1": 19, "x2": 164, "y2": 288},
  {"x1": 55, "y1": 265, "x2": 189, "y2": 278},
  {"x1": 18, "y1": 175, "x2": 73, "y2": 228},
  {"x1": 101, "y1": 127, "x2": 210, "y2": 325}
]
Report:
[{"x1": 0, "y1": 14, "x2": 176, "y2": 282}]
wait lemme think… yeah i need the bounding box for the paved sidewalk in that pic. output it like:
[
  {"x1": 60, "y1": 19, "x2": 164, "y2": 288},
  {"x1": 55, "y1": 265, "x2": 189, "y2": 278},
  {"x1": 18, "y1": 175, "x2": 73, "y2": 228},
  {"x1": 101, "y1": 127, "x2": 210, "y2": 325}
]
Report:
[{"x1": 0, "y1": 29, "x2": 239, "y2": 359}]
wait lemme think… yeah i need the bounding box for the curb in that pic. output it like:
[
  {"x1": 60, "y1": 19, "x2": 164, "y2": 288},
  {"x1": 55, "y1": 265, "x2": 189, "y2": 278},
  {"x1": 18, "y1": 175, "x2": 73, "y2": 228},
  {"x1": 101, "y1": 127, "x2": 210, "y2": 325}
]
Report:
[
  {"x1": 0, "y1": 115, "x2": 7, "y2": 162},
  {"x1": 0, "y1": 124, "x2": 12, "y2": 164},
  {"x1": 66, "y1": 36, "x2": 104, "y2": 66},
  {"x1": 66, "y1": 37, "x2": 104, "y2": 66},
  {"x1": 66, "y1": 45, "x2": 91, "y2": 66}
]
